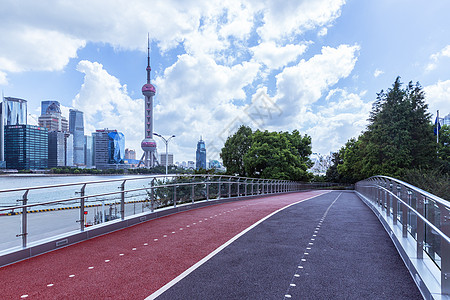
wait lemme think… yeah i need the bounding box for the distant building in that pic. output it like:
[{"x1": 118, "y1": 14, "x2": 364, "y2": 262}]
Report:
[
  {"x1": 69, "y1": 109, "x2": 85, "y2": 166},
  {"x1": 208, "y1": 160, "x2": 222, "y2": 169},
  {"x1": 93, "y1": 129, "x2": 127, "y2": 169},
  {"x1": 38, "y1": 101, "x2": 68, "y2": 132},
  {"x1": 160, "y1": 153, "x2": 174, "y2": 166},
  {"x1": 4, "y1": 125, "x2": 48, "y2": 170},
  {"x1": 1, "y1": 97, "x2": 27, "y2": 166},
  {"x1": 196, "y1": 137, "x2": 206, "y2": 170},
  {"x1": 187, "y1": 160, "x2": 195, "y2": 169},
  {"x1": 48, "y1": 132, "x2": 67, "y2": 168},
  {"x1": 125, "y1": 148, "x2": 136, "y2": 160},
  {"x1": 444, "y1": 113, "x2": 450, "y2": 126},
  {"x1": 84, "y1": 135, "x2": 94, "y2": 168}
]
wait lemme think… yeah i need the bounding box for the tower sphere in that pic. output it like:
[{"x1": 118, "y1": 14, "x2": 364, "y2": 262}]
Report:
[
  {"x1": 142, "y1": 83, "x2": 156, "y2": 96},
  {"x1": 141, "y1": 138, "x2": 157, "y2": 152}
]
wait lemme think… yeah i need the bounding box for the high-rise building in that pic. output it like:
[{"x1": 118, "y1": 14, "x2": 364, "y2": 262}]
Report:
[
  {"x1": 93, "y1": 129, "x2": 126, "y2": 169},
  {"x1": 125, "y1": 148, "x2": 136, "y2": 160},
  {"x1": 196, "y1": 138, "x2": 207, "y2": 170},
  {"x1": 187, "y1": 161, "x2": 195, "y2": 169},
  {"x1": 1, "y1": 97, "x2": 27, "y2": 167},
  {"x1": 444, "y1": 113, "x2": 450, "y2": 126},
  {"x1": 69, "y1": 109, "x2": 85, "y2": 166},
  {"x1": 139, "y1": 36, "x2": 158, "y2": 167},
  {"x1": 160, "y1": 153, "x2": 174, "y2": 166},
  {"x1": 38, "y1": 101, "x2": 68, "y2": 132},
  {"x1": 84, "y1": 135, "x2": 94, "y2": 168},
  {"x1": 5, "y1": 125, "x2": 48, "y2": 170},
  {"x1": 48, "y1": 132, "x2": 66, "y2": 168}
]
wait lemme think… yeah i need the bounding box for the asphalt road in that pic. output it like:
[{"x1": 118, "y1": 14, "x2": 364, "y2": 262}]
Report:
[{"x1": 154, "y1": 191, "x2": 422, "y2": 300}]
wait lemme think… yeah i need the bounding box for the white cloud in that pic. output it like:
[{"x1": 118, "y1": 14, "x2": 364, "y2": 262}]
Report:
[
  {"x1": 373, "y1": 69, "x2": 384, "y2": 78},
  {"x1": 273, "y1": 44, "x2": 360, "y2": 126},
  {"x1": 0, "y1": 71, "x2": 7, "y2": 85},
  {"x1": 426, "y1": 45, "x2": 450, "y2": 72},
  {"x1": 318, "y1": 27, "x2": 328, "y2": 37},
  {"x1": 251, "y1": 42, "x2": 308, "y2": 69},
  {"x1": 257, "y1": 0, "x2": 345, "y2": 42},
  {"x1": 72, "y1": 60, "x2": 143, "y2": 154},
  {"x1": 424, "y1": 80, "x2": 450, "y2": 118}
]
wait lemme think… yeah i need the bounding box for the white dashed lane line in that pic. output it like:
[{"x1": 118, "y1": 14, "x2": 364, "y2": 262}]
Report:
[
  {"x1": 19, "y1": 203, "x2": 250, "y2": 298},
  {"x1": 283, "y1": 193, "x2": 342, "y2": 299}
]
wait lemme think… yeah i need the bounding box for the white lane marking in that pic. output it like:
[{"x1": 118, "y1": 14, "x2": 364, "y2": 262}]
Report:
[
  {"x1": 145, "y1": 191, "x2": 330, "y2": 300},
  {"x1": 172, "y1": 232, "x2": 176, "y2": 234},
  {"x1": 132, "y1": 248, "x2": 137, "y2": 250},
  {"x1": 47, "y1": 283, "x2": 54, "y2": 287},
  {"x1": 20, "y1": 295, "x2": 28, "y2": 298},
  {"x1": 144, "y1": 243, "x2": 148, "y2": 246},
  {"x1": 298, "y1": 266, "x2": 304, "y2": 269},
  {"x1": 290, "y1": 283, "x2": 296, "y2": 287},
  {"x1": 285, "y1": 295, "x2": 292, "y2": 298},
  {"x1": 301, "y1": 259, "x2": 306, "y2": 262},
  {"x1": 120, "y1": 254, "x2": 124, "y2": 256},
  {"x1": 88, "y1": 267, "x2": 94, "y2": 269},
  {"x1": 105, "y1": 260, "x2": 110, "y2": 263},
  {"x1": 163, "y1": 235, "x2": 167, "y2": 238},
  {"x1": 69, "y1": 274, "x2": 75, "y2": 278}
]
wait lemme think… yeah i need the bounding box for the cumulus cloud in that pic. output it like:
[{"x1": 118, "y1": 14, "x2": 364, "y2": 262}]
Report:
[
  {"x1": 373, "y1": 69, "x2": 384, "y2": 77},
  {"x1": 72, "y1": 60, "x2": 143, "y2": 154},
  {"x1": 426, "y1": 45, "x2": 450, "y2": 72},
  {"x1": 251, "y1": 42, "x2": 308, "y2": 69},
  {"x1": 257, "y1": 0, "x2": 345, "y2": 42},
  {"x1": 424, "y1": 80, "x2": 450, "y2": 118},
  {"x1": 273, "y1": 44, "x2": 360, "y2": 126}
]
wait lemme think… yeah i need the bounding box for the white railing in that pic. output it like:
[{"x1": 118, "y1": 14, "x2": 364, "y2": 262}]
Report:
[{"x1": 356, "y1": 175, "x2": 450, "y2": 296}]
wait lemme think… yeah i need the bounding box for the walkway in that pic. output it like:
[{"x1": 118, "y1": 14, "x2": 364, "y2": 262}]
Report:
[{"x1": 1, "y1": 191, "x2": 422, "y2": 299}]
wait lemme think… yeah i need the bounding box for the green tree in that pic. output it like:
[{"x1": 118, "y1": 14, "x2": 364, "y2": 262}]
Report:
[
  {"x1": 361, "y1": 78, "x2": 435, "y2": 177},
  {"x1": 437, "y1": 124, "x2": 450, "y2": 173},
  {"x1": 220, "y1": 125, "x2": 253, "y2": 176},
  {"x1": 243, "y1": 130, "x2": 312, "y2": 181}
]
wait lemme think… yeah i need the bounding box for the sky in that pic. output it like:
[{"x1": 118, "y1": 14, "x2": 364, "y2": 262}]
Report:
[{"x1": 1, "y1": 0, "x2": 450, "y2": 163}]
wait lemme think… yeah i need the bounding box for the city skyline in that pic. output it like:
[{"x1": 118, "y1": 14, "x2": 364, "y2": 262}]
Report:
[{"x1": 1, "y1": 1, "x2": 450, "y2": 162}]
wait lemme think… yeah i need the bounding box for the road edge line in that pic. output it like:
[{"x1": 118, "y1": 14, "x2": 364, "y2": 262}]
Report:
[{"x1": 145, "y1": 190, "x2": 331, "y2": 300}]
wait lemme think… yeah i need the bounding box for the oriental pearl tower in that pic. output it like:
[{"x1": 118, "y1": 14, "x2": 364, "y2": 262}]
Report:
[{"x1": 139, "y1": 36, "x2": 158, "y2": 167}]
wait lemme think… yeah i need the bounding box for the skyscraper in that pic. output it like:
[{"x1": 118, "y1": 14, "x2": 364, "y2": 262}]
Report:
[
  {"x1": 139, "y1": 35, "x2": 158, "y2": 167},
  {"x1": 93, "y1": 129, "x2": 125, "y2": 169},
  {"x1": 69, "y1": 109, "x2": 85, "y2": 166},
  {"x1": 1, "y1": 97, "x2": 27, "y2": 167},
  {"x1": 38, "y1": 101, "x2": 68, "y2": 132},
  {"x1": 5, "y1": 125, "x2": 48, "y2": 170},
  {"x1": 196, "y1": 137, "x2": 207, "y2": 170}
]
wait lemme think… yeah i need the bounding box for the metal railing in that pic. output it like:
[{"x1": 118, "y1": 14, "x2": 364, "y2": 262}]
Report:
[
  {"x1": 355, "y1": 175, "x2": 450, "y2": 295},
  {"x1": 0, "y1": 174, "x2": 330, "y2": 253}
]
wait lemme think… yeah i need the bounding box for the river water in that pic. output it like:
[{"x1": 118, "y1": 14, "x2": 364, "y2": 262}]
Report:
[{"x1": 0, "y1": 174, "x2": 158, "y2": 210}]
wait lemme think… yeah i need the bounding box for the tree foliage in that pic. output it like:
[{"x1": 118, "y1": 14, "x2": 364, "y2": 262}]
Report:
[
  {"x1": 330, "y1": 77, "x2": 440, "y2": 183},
  {"x1": 221, "y1": 127, "x2": 313, "y2": 181},
  {"x1": 220, "y1": 125, "x2": 253, "y2": 176}
]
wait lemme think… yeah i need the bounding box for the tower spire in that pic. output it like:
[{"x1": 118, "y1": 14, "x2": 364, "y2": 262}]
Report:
[{"x1": 147, "y1": 33, "x2": 151, "y2": 84}]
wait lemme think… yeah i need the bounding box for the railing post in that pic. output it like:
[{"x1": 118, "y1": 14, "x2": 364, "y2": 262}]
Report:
[
  {"x1": 416, "y1": 192, "x2": 424, "y2": 259},
  {"x1": 19, "y1": 190, "x2": 29, "y2": 248},
  {"x1": 228, "y1": 178, "x2": 231, "y2": 198},
  {"x1": 217, "y1": 177, "x2": 221, "y2": 199},
  {"x1": 244, "y1": 179, "x2": 247, "y2": 196},
  {"x1": 151, "y1": 179, "x2": 155, "y2": 212},
  {"x1": 400, "y1": 185, "x2": 408, "y2": 238},
  {"x1": 206, "y1": 181, "x2": 209, "y2": 201},
  {"x1": 79, "y1": 184, "x2": 86, "y2": 232},
  {"x1": 191, "y1": 183, "x2": 195, "y2": 204},
  {"x1": 173, "y1": 186, "x2": 177, "y2": 208},
  {"x1": 392, "y1": 182, "x2": 398, "y2": 225},
  {"x1": 237, "y1": 178, "x2": 240, "y2": 197},
  {"x1": 251, "y1": 179, "x2": 254, "y2": 195},
  {"x1": 120, "y1": 180, "x2": 126, "y2": 220},
  {"x1": 440, "y1": 202, "x2": 450, "y2": 295}
]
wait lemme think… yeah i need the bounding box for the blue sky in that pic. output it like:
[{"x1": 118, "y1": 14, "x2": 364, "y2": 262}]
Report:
[{"x1": 1, "y1": 0, "x2": 450, "y2": 163}]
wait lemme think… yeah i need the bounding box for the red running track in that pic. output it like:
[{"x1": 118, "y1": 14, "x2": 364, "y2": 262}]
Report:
[{"x1": 1, "y1": 191, "x2": 327, "y2": 299}]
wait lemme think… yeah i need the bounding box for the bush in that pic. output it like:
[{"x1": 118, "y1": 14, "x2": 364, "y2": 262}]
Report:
[{"x1": 401, "y1": 168, "x2": 449, "y2": 200}]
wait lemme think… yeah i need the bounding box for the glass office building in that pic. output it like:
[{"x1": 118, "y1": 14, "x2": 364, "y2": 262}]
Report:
[
  {"x1": 69, "y1": 109, "x2": 85, "y2": 166},
  {"x1": 93, "y1": 129, "x2": 125, "y2": 169},
  {"x1": 5, "y1": 125, "x2": 48, "y2": 170},
  {"x1": 196, "y1": 138, "x2": 207, "y2": 170}
]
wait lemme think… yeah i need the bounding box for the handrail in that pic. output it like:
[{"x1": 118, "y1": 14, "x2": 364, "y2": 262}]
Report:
[{"x1": 355, "y1": 175, "x2": 450, "y2": 296}]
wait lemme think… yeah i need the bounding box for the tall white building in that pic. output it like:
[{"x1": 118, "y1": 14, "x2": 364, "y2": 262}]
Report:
[{"x1": 160, "y1": 153, "x2": 174, "y2": 166}]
